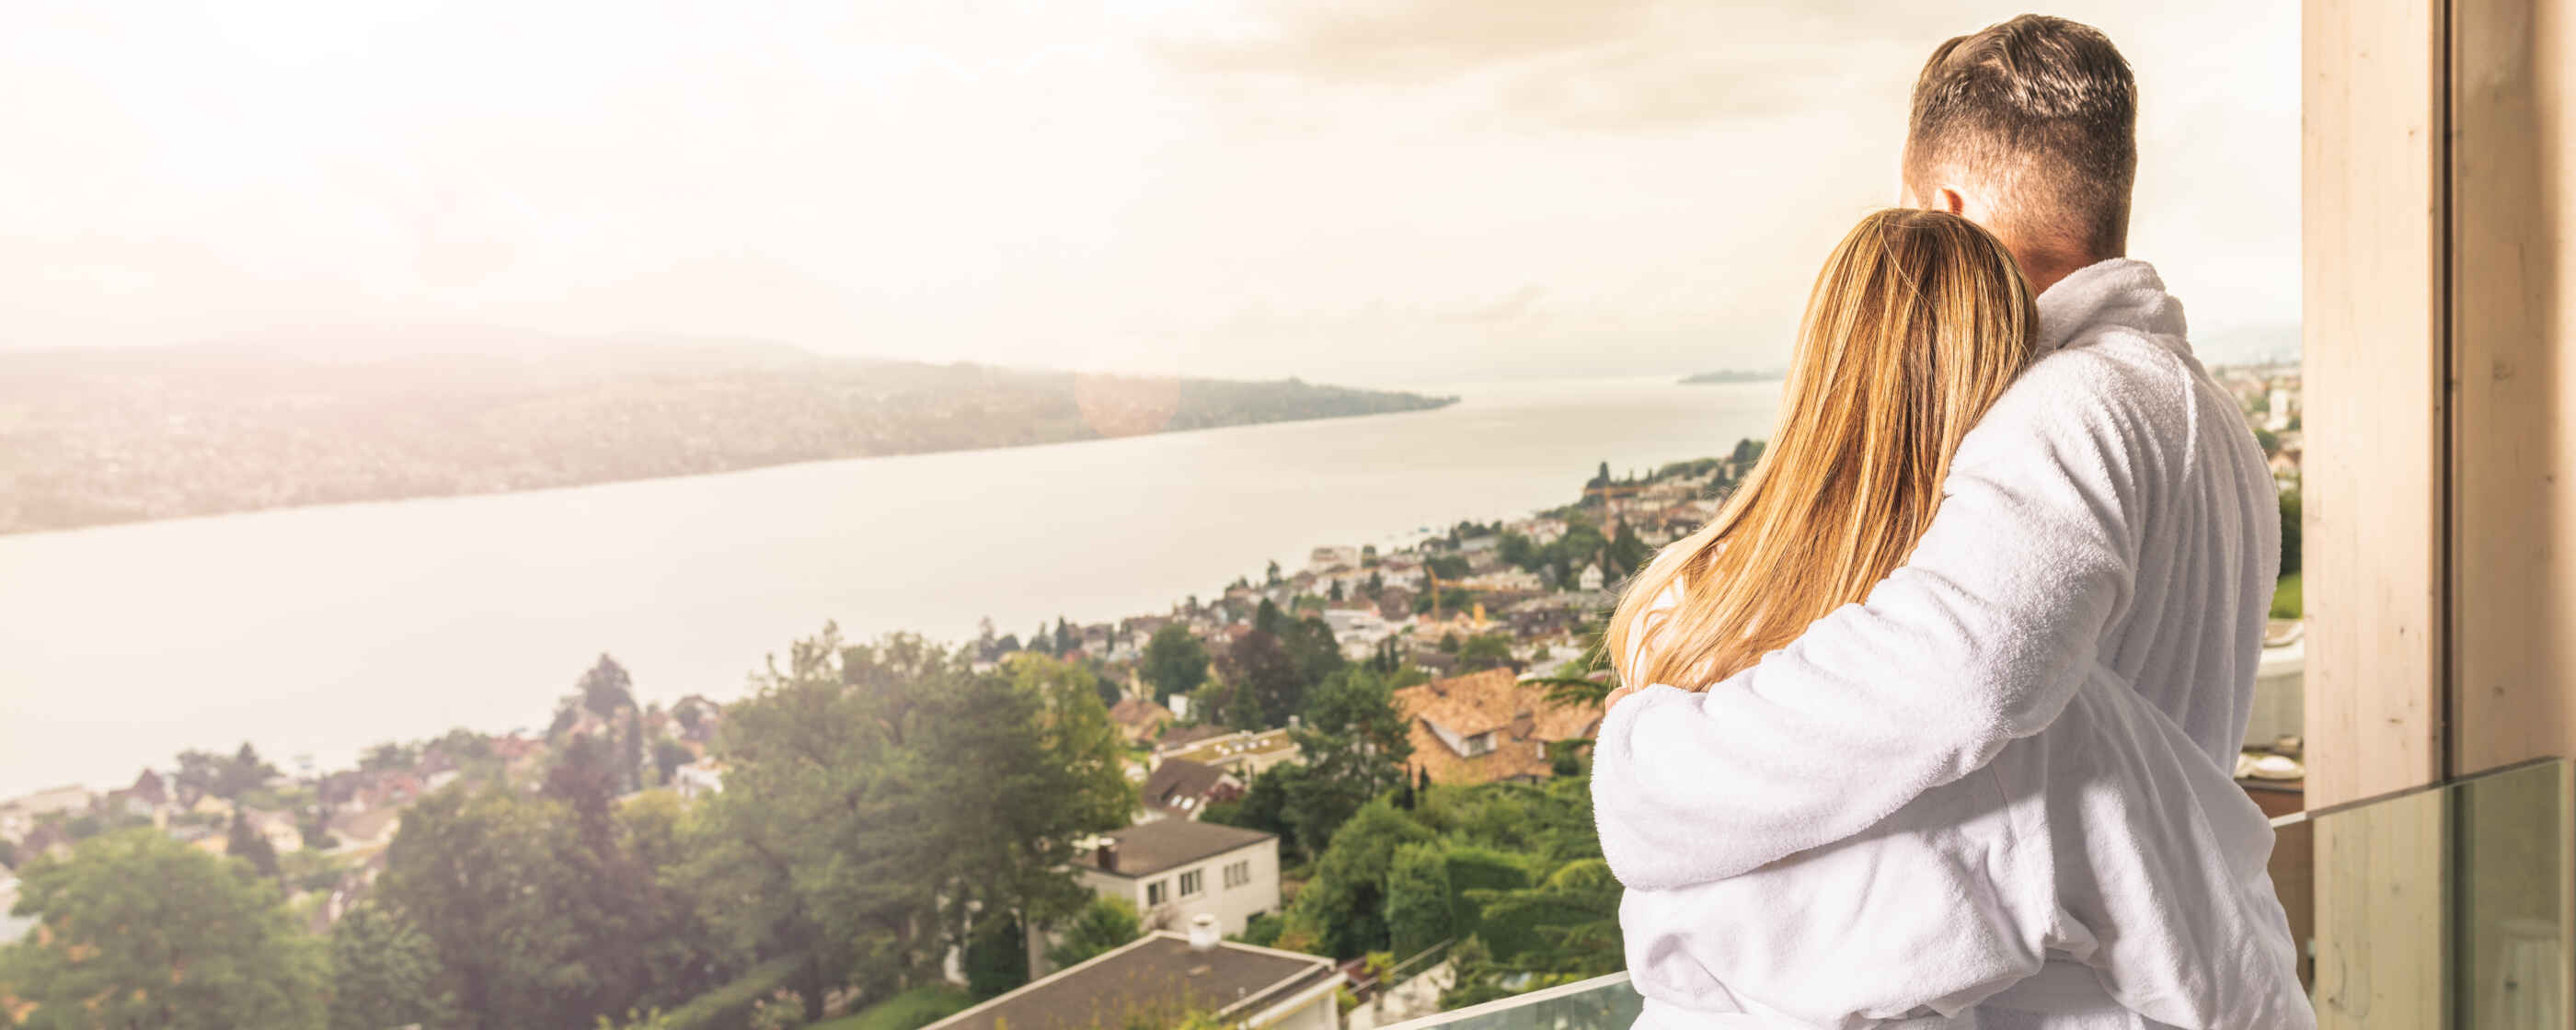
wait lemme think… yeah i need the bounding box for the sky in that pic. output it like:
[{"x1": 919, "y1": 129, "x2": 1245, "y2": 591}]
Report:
[{"x1": 0, "y1": 1, "x2": 2299, "y2": 387}]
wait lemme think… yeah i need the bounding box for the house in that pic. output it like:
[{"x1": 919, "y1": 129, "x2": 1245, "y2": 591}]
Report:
[
  {"x1": 1157, "y1": 728, "x2": 1301, "y2": 781},
  {"x1": 1392, "y1": 669, "x2": 1604, "y2": 785},
  {"x1": 673, "y1": 757, "x2": 725, "y2": 801},
  {"x1": 327, "y1": 807, "x2": 403, "y2": 855},
  {"x1": 0, "y1": 868, "x2": 33, "y2": 944},
  {"x1": 1137, "y1": 759, "x2": 1242, "y2": 822},
  {"x1": 1306, "y1": 545, "x2": 1362, "y2": 575},
  {"x1": 1108, "y1": 697, "x2": 1177, "y2": 746},
  {"x1": 1154, "y1": 724, "x2": 1230, "y2": 753},
  {"x1": 929, "y1": 924, "x2": 1341, "y2": 1030},
  {"x1": 243, "y1": 809, "x2": 305, "y2": 855},
  {"x1": 0, "y1": 784, "x2": 92, "y2": 820},
  {"x1": 1073, "y1": 819, "x2": 1280, "y2": 938},
  {"x1": 1576, "y1": 562, "x2": 1605, "y2": 591}
]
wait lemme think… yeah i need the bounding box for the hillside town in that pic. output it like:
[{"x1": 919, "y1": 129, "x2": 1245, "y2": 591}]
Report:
[{"x1": 0, "y1": 366, "x2": 2306, "y2": 1030}]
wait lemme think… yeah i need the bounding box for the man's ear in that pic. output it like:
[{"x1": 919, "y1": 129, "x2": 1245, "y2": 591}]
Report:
[{"x1": 1930, "y1": 187, "x2": 1968, "y2": 215}]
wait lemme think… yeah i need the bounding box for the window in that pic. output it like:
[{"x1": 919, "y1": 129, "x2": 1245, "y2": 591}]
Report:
[
  {"x1": 1222, "y1": 860, "x2": 1252, "y2": 889},
  {"x1": 1179, "y1": 869, "x2": 1203, "y2": 898},
  {"x1": 1145, "y1": 879, "x2": 1167, "y2": 906}
]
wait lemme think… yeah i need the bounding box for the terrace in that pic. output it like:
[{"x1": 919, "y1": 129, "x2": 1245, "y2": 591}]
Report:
[{"x1": 1378, "y1": 760, "x2": 2571, "y2": 1028}]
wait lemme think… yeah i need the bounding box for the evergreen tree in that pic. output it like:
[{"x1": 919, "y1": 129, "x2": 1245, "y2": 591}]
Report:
[
  {"x1": 1142, "y1": 624, "x2": 1212, "y2": 705},
  {"x1": 225, "y1": 810, "x2": 282, "y2": 879}
]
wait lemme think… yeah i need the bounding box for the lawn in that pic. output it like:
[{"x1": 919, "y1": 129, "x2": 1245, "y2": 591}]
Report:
[
  {"x1": 806, "y1": 984, "x2": 976, "y2": 1030},
  {"x1": 2271, "y1": 573, "x2": 2303, "y2": 620}
]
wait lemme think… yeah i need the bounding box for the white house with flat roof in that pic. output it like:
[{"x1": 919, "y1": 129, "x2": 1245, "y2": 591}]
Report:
[
  {"x1": 1073, "y1": 819, "x2": 1279, "y2": 939},
  {"x1": 931, "y1": 922, "x2": 1341, "y2": 1030}
]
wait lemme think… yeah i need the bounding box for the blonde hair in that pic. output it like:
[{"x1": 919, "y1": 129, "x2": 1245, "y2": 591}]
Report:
[{"x1": 1607, "y1": 209, "x2": 2037, "y2": 690}]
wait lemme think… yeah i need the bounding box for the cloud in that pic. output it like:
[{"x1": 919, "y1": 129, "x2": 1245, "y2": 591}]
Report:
[{"x1": 1154, "y1": 1, "x2": 1983, "y2": 132}]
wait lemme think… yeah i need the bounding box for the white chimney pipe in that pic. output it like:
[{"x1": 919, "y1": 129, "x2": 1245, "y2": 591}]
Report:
[{"x1": 1187, "y1": 913, "x2": 1221, "y2": 952}]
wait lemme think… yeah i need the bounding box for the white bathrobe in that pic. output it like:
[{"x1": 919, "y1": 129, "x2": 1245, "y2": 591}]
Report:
[{"x1": 1596, "y1": 259, "x2": 2308, "y2": 1027}]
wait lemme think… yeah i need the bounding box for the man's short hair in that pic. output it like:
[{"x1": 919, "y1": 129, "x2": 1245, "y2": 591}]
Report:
[{"x1": 1905, "y1": 15, "x2": 2136, "y2": 260}]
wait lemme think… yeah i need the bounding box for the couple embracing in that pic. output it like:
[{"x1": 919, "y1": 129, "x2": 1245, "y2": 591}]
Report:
[{"x1": 1594, "y1": 16, "x2": 2312, "y2": 1030}]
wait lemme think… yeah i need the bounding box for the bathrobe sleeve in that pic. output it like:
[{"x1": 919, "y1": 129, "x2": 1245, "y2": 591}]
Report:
[{"x1": 1593, "y1": 349, "x2": 2160, "y2": 889}]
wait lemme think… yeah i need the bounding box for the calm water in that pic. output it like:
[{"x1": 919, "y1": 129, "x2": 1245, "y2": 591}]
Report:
[{"x1": 0, "y1": 376, "x2": 1778, "y2": 796}]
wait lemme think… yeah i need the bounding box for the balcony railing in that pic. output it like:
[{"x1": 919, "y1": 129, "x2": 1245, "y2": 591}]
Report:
[{"x1": 1384, "y1": 758, "x2": 2571, "y2": 1030}]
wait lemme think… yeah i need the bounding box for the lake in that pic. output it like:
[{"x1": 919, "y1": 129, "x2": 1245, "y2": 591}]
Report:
[{"x1": 0, "y1": 376, "x2": 1780, "y2": 796}]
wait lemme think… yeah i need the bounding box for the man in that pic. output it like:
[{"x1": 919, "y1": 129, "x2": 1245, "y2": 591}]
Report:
[{"x1": 1593, "y1": 12, "x2": 2286, "y2": 1015}]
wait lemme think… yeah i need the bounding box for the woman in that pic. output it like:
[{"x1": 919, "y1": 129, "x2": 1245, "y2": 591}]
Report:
[{"x1": 1600, "y1": 210, "x2": 2306, "y2": 1028}]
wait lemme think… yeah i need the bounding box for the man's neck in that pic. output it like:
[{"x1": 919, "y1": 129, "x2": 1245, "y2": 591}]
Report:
[{"x1": 2010, "y1": 245, "x2": 2110, "y2": 296}]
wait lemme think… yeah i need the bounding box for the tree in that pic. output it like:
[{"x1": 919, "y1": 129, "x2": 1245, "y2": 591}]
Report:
[
  {"x1": 226, "y1": 810, "x2": 282, "y2": 879},
  {"x1": 382, "y1": 785, "x2": 634, "y2": 1029},
  {"x1": 328, "y1": 901, "x2": 456, "y2": 1030},
  {"x1": 1202, "y1": 761, "x2": 1309, "y2": 857},
  {"x1": 962, "y1": 912, "x2": 1030, "y2": 998},
  {"x1": 1142, "y1": 624, "x2": 1212, "y2": 705},
  {"x1": 1047, "y1": 895, "x2": 1144, "y2": 969},
  {"x1": 1285, "y1": 799, "x2": 1432, "y2": 957},
  {"x1": 2279, "y1": 487, "x2": 2303, "y2": 578},
  {"x1": 1221, "y1": 630, "x2": 1305, "y2": 729},
  {"x1": 651, "y1": 738, "x2": 696, "y2": 785},
  {"x1": 1456, "y1": 634, "x2": 1516, "y2": 672},
  {"x1": 682, "y1": 628, "x2": 1133, "y2": 1017},
  {"x1": 0, "y1": 829, "x2": 324, "y2": 1029},
  {"x1": 1279, "y1": 615, "x2": 1347, "y2": 701},
  {"x1": 359, "y1": 741, "x2": 419, "y2": 774},
  {"x1": 1287, "y1": 669, "x2": 1415, "y2": 853},
  {"x1": 579, "y1": 654, "x2": 637, "y2": 720},
  {"x1": 1386, "y1": 842, "x2": 1454, "y2": 958}
]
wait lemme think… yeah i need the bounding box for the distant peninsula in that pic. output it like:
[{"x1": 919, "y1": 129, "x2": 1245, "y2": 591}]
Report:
[
  {"x1": 0, "y1": 336, "x2": 1458, "y2": 534},
  {"x1": 1678, "y1": 369, "x2": 1785, "y2": 384}
]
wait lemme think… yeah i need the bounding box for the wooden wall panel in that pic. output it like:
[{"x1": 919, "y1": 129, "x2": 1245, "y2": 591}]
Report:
[
  {"x1": 2452, "y1": 0, "x2": 2576, "y2": 778},
  {"x1": 2303, "y1": 0, "x2": 2450, "y2": 806}
]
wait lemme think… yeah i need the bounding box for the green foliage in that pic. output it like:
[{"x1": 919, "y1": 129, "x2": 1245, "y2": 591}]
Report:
[
  {"x1": 1455, "y1": 634, "x2": 1514, "y2": 672},
  {"x1": 963, "y1": 913, "x2": 1030, "y2": 998},
  {"x1": 0, "y1": 829, "x2": 325, "y2": 1030},
  {"x1": 806, "y1": 984, "x2": 977, "y2": 1030},
  {"x1": 2279, "y1": 487, "x2": 2302, "y2": 578},
  {"x1": 653, "y1": 954, "x2": 802, "y2": 1030},
  {"x1": 652, "y1": 738, "x2": 696, "y2": 785},
  {"x1": 1285, "y1": 669, "x2": 1414, "y2": 855},
  {"x1": 1466, "y1": 859, "x2": 1625, "y2": 975},
  {"x1": 1221, "y1": 630, "x2": 1305, "y2": 728},
  {"x1": 1285, "y1": 799, "x2": 1433, "y2": 957},
  {"x1": 1202, "y1": 762, "x2": 1306, "y2": 856},
  {"x1": 1236, "y1": 911, "x2": 1288, "y2": 948},
  {"x1": 1142, "y1": 624, "x2": 1212, "y2": 705},
  {"x1": 1385, "y1": 842, "x2": 1455, "y2": 959},
  {"x1": 2271, "y1": 572, "x2": 2304, "y2": 621},
  {"x1": 328, "y1": 901, "x2": 457, "y2": 1030},
  {"x1": 224, "y1": 810, "x2": 282, "y2": 878},
  {"x1": 681, "y1": 630, "x2": 1133, "y2": 1014},
  {"x1": 175, "y1": 743, "x2": 282, "y2": 801},
  {"x1": 382, "y1": 785, "x2": 614, "y2": 1028},
  {"x1": 1047, "y1": 895, "x2": 1144, "y2": 969}
]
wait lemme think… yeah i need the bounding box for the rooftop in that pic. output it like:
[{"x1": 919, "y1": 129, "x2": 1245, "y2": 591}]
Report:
[
  {"x1": 925, "y1": 933, "x2": 1340, "y2": 1030},
  {"x1": 1075, "y1": 818, "x2": 1273, "y2": 878},
  {"x1": 1140, "y1": 758, "x2": 1236, "y2": 818}
]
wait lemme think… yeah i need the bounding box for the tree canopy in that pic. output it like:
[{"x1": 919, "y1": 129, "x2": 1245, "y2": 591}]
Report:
[{"x1": 0, "y1": 829, "x2": 324, "y2": 1030}]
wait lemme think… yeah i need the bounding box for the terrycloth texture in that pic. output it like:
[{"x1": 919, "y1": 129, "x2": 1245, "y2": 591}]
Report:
[
  {"x1": 1616, "y1": 662, "x2": 2311, "y2": 1028},
  {"x1": 1593, "y1": 258, "x2": 2281, "y2": 890},
  {"x1": 1595, "y1": 258, "x2": 2302, "y2": 1027}
]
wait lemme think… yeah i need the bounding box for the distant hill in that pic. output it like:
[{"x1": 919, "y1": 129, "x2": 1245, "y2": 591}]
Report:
[
  {"x1": 1678, "y1": 369, "x2": 1784, "y2": 384},
  {"x1": 0, "y1": 337, "x2": 1457, "y2": 534}
]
